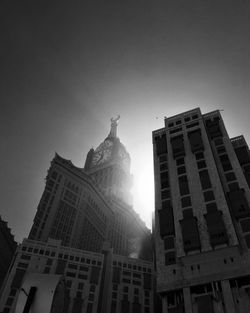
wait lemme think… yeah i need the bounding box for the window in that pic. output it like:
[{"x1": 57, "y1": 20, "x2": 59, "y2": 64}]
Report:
[
  {"x1": 155, "y1": 135, "x2": 167, "y2": 155},
  {"x1": 170, "y1": 127, "x2": 182, "y2": 134},
  {"x1": 206, "y1": 202, "x2": 217, "y2": 213},
  {"x1": 180, "y1": 217, "x2": 201, "y2": 252},
  {"x1": 188, "y1": 129, "x2": 204, "y2": 152},
  {"x1": 214, "y1": 138, "x2": 223, "y2": 146},
  {"x1": 21, "y1": 254, "x2": 31, "y2": 260},
  {"x1": 161, "y1": 190, "x2": 170, "y2": 200},
  {"x1": 160, "y1": 163, "x2": 168, "y2": 171},
  {"x1": 197, "y1": 161, "x2": 206, "y2": 169},
  {"x1": 161, "y1": 171, "x2": 169, "y2": 188},
  {"x1": 245, "y1": 234, "x2": 250, "y2": 248},
  {"x1": 184, "y1": 117, "x2": 191, "y2": 122},
  {"x1": 186, "y1": 121, "x2": 199, "y2": 128},
  {"x1": 171, "y1": 135, "x2": 185, "y2": 159},
  {"x1": 220, "y1": 154, "x2": 232, "y2": 171},
  {"x1": 176, "y1": 120, "x2": 182, "y2": 125},
  {"x1": 203, "y1": 191, "x2": 215, "y2": 202},
  {"x1": 195, "y1": 152, "x2": 204, "y2": 160},
  {"x1": 217, "y1": 146, "x2": 226, "y2": 154},
  {"x1": 181, "y1": 196, "x2": 192, "y2": 208},
  {"x1": 183, "y1": 209, "x2": 193, "y2": 219},
  {"x1": 176, "y1": 158, "x2": 185, "y2": 166},
  {"x1": 228, "y1": 182, "x2": 239, "y2": 191},
  {"x1": 168, "y1": 123, "x2": 174, "y2": 128},
  {"x1": 199, "y1": 170, "x2": 212, "y2": 190},
  {"x1": 159, "y1": 155, "x2": 167, "y2": 163},
  {"x1": 164, "y1": 236, "x2": 175, "y2": 250},
  {"x1": 241, "y1": 219, "x2": 250, "y2": 232},
  {"x1": 177, "y1": 166, "x2": 186, "y2": 175},
  {"x1": 78, "y1": 282, "x2": 84, "y2": 290},
  {"x1": 178, "y1": 176, "x2": 190, "y2": 196},
  {"x1": 165, "y1": 251, "x2": 176, "y2": 265},
  {"x1": 86, "y1": 303, "x2": 93, "y2": 313},
  {"x1": 225, "y1": 172, "x2": 236, "y2": 182}
]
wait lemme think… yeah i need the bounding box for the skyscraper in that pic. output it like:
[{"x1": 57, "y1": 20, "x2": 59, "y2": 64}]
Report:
[
  {"x1": 153, "y1": 108, "x2": 250, "y2": 313},
  {"x1": 0, "y1": 117, "x2": 153, "y2": 313},
  {"x1": 28, "y1": 116, "x2": 150, "y2": 257}
]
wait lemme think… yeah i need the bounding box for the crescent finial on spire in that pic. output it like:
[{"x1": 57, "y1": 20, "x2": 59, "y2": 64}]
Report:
[{"x1": 109, "y1": 115, "x2": 120, "y2": 138}]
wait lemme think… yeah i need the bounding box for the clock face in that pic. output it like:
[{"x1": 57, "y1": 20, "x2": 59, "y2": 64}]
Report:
[{"x1": 92, "y1": 140, "x2": 113, "y2": 165}]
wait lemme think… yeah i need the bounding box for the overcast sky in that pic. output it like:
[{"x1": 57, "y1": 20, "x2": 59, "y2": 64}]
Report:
[{"x1": 1, "y1": 0, "x2": 250, "y2": 242}]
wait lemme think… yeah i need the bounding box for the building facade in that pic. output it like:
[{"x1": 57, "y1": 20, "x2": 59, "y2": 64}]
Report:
[
  {"x1": 0, "y1": 239, "x2": 154, "y2": 313},
  {"x1": 153, "y1": 108, "x2": 250, "y2": 313}
]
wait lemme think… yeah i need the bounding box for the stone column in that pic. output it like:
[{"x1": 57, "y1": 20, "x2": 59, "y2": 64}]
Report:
[
  {"x1": 221, "y1": 280, "x2": 236, "y2": 313},
  {"x1": 183, "y1": 287, "x2": 193, "y2": 313}
]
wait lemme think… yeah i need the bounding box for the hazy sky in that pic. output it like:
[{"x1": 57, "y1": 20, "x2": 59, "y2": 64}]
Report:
[{"x1": 1, "y1": 0, "x2": 250, "y2": 242}]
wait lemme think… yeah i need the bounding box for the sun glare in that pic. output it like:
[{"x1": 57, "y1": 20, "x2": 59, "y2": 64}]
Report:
[{"x1": 131, "y1": 154, "x2": 154, "y2": 230}]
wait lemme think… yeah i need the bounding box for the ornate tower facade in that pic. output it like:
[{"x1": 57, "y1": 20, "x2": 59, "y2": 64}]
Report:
[{"x1": 84, "y1": 116, "x2": 132, "y2": 205}]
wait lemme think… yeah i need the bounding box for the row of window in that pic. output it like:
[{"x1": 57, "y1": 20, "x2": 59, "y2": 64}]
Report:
[
  {"x1": 112, "y1": 262, "x2": 152, "y2": 273},
  {"x1": 167, "y1": 113, "x2": 199, "y2": 128}
]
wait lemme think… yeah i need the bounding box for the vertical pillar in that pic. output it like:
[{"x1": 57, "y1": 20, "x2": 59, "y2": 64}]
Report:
[
  {"x1": 162, "y1": 296, "x2": 168, "y2": 313},
  {"x1": 221, "y1": 280, "x2": 236, "y2": 313},
  {"x1": 183, "y1": 287, "x2": 193, "y2": 313}
]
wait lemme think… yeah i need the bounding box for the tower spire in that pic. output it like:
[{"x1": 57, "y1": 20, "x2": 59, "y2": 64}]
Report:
[{"x1": 108, "y1": 115, "x2": 120, "y2": 138}]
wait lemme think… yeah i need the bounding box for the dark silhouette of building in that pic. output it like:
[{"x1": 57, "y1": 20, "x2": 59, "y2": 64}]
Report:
[
  {"x1": 0, "y1": 216, "x2": 17, "y2": 289},
  {"x1": 153, "y1": 108, "x2": 250, "y2": 313}
]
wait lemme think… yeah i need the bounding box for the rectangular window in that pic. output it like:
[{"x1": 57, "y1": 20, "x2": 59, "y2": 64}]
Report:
[
  {"x1": 159, "y1": 155, "x2": 167, "y2": 163},
  {"x1": 178, "y1": 176, "x2": 190, "y2": 196},
  {"x1": 155, "y1": 135, "x2": 167, "y2": 155},
  {"x1": 180, "y1": 217, "x2": 201, "y2": 253},
  {"x1": 165, "y1": 251, "x2": 176, "y2": 265},
  {"x1": 186, "y1": 121, "x2": 199, "y2": 128},
  {"x1": 197, "y1": 161, "x2": 206, "y2": 169},
  {"x1": 214, "y1": 138, "x2": 223, "y2": 146},
  {"x1": 225, "y1": 172, "x2": 236, "y2": 182},
  {"x1": 181, "y1": 196, "x2": 192, "y2": 208},
  {"x1": 188, "y1": 129, "x2": 204, "y2": 153},
  {"x1": 205, "y1": 210, "x2": 228, "y2": 247},
  {"x1": 195, "y1": 152, "x2": 204, "y2": 160},
  {"x1": 245, "y1": 234, "x2": 250, "y2": 248},
  {"x1": 164, "y1": 236, "x2": 175, "y2": 250},
  {"x1": 241, "y1": 219, "x2": 250, "y2": 232},
  {"x1": 158, "y1": 206, "x2": 175, "y2": 237},
  {"x1": 171, "y1": 135, "x2": 185, "y2": 159},
  {"x1": 170, "y1": 127, "x2": 182, "y2": 134},
  {"x1": 160, "y1": 163, "x2": 168, "y2": 171},
  {"x1": 217, "y1": 146, "x2": 226, "y2": 154},
  {"x1": 177, "y1": 166, "x2": 186, "y2": 175},
  {"x1": 220, "y1": 154, "x2": 232, "y2": 171},
  {"x1": 176, "y1": 158, "x2": 185, "y2": 166},
  {"x1": 228, "y1": 189, "x2": 250, "y2": 219},
  {"x1": 199, "y1": 170, "x2": 212, "y2": 190},
  {"x1": 161, "y1": 189, "x2": 170, "y2": 200},
  {"x1": 203, "y1": 190, "x2": 215, "y2": 202},
  {"x1": 205, "y1": 119, "x2": 222, "y2": 139}
]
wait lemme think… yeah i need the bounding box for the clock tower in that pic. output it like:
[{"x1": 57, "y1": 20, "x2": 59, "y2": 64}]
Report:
[{"x1": 84, "y1": 116, "x2": 132, "y2": 205}]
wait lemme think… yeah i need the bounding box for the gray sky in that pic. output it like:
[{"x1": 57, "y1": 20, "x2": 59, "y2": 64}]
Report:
[{"x1": 1, "y1": 0, "x2": 250, "y2": 242}]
